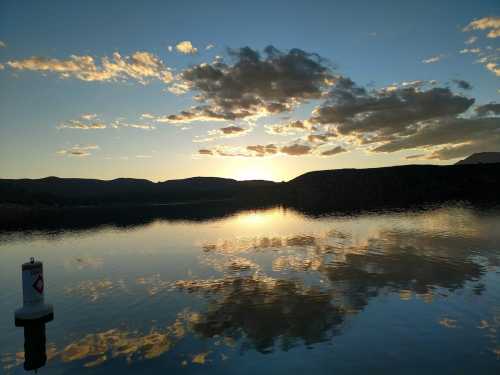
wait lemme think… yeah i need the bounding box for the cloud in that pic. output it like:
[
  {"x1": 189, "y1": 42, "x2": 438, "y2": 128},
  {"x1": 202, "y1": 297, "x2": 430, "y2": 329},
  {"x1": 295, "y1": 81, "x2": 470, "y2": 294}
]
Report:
[
  {"x1": 464, "y1": 16, "x2": 500, "y2": 38},
  {"x1": 193, "y1": 125, "x2": 251, "y2": 142},
  {"x1": 422, "y1": 54, "x2": 444, "y2": 64},
  {"x1": 206, "y1": 44, "x2": 215, "y2": 50},
  {"x1": 459, "y1": 48, "x2": 481, "y2": 54},
  {"x1": 307, "y1": 130, "x2": 337, "y2": 143},
  {"x1": 57, "y1": 114, "x2": 106, "y2": 130},
  {"x1": 118, "y1": 123, "x2": 156, "y2": 130},
  {"x1": 0, "y1": 40, "x2": 6, "y2": 48},
  {"x1": 176, "y1": 41, "x2": 198, "y2": 54},
  {"x1": 7, "y1": 51, "x2": 173, "y2": 84},
  {"x1": 197, "y1": 140, "x2": 346, "y2": 158},
  {"x1": 373, "y1": 116, "x2": 500, "y2": 160},
  {"x1": 153, "y1": 107, "x2": 234, "y2": 124},
  {"x1": 320, "y1": 145, "x2": 346, "y2": 156},
  {"x1": 135, "y1": 155, "x2": 153, "y2": 159},
  {"x1": 57, "y1": 115, "x2": 155, "y2": 130},
  {"x1": 218, "y1": 125, "x2": 247, "y2": 135},
  {"x1": 247, "y1": 144, "x2": 280, "y2": 156},
  {"x1": 198, "y1": 149, "x2": 213, "y2": 155},
  {"x1": 465, "y1": 36, "x2": 478, "y2": 45},
  {"x1": 265, "y1": 120, "x2": 317, "y2": 135},
  {"x1": 309, "y1": 77, "x2": 500, "y2": 160},
  {"x1": 198, "y1": 144, "x2": 278, "y2": 157},
  {"x1": 405, "y1": 154, "x2": 425, "y2": 160},
  {"x1": 57, "y1": 144, "x2": 99, "y2": 157},
  {"x1": 0, "y1": 63, "x2": 4, "y2": 70},
  {"x1": 280, "y1": 143, "x2": 312, "y2": 156},
  {"x1": 167, "y1": 82, "x2": 191, "y2": 95},
  {"x1": 81, "y1": 113, "x2": 97, "y2": 120},
  {"x1": 312, "y1": 80, "x2": 473, "y2": 139},
  {"x1": 58, "y1": 121, "x2": 107, "y2": 130},
  {"x1": 475, "y1": 102, "x2": 500, "y2": 116},
  {"x1": 452, "y1": 79, "x2": 472, "y2": 90},
  {"x1": 167, "y1": 46, "x2": 334, "y2": 122},
  {"x1": 485, "y1": 62, "x2": 500, "y2": 76}
]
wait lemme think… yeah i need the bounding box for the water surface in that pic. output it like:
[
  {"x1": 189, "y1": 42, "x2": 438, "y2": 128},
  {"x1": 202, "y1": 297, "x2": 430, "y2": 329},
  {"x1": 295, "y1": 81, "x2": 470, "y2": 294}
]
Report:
[{"x1": 1, "y1": 204, "x2": 499, "y2": 374}]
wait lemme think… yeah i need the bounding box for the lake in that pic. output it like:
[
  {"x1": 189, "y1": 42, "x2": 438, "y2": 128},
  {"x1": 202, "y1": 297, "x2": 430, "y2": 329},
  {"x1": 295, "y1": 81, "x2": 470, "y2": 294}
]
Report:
[{"x1": 1, "y1": 203, "x2": 499, "y2": 374}]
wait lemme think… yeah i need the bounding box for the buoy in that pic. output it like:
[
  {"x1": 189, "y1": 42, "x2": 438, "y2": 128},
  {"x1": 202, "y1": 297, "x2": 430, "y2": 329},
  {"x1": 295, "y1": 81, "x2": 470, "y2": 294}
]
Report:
[{"x1": 15, "y1": 257, "x2": 54, "y2": 327}]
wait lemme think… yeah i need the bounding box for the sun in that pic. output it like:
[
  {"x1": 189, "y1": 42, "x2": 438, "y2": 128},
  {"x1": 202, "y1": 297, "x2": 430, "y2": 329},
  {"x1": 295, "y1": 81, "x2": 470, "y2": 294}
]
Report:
[{"x1": 234, "y1": 166, "x2": 276, "y2": 181}]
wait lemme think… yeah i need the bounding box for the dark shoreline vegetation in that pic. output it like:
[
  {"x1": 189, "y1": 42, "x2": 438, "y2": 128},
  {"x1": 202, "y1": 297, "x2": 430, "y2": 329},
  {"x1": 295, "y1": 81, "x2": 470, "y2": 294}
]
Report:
[{"x1": 1, "y1": 162, "x2": 500, "y2": 230}]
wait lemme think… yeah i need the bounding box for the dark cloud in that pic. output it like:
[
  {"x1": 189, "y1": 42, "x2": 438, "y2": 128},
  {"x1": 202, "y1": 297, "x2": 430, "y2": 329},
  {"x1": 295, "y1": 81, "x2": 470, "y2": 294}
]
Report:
[
  {"x1": 306, "y1": 77, "x2": 500, "y2": 160},
  {"x1": 246, "y1": 144, "x2": 279, "y2": 156},
  {"x1": 280, "y1": 144, "x2": 312, "y2": 156},
  {"x1": 405, "y1": 154, "x2": 425, "y2": 159},
  {"x1": 266, "y1": 120, "x2": 317, "y2": 135},
  {"x1": 307, "y1": 129, "x2": 337, "y2": 143},
  {"x1": 452, "y1": 79, "x2": 472, "y2": 90},
  {"x1": 313, "y1": 82, "x2": 474, "y2": 139},
  {"x1": 374, "y1": 116, "x2": 500, "y2": 159},
  {"x1": 220, "y1": 125, "x2": 246, "y2": 134},
  {"x1": 198, "y1": 149, "x2": 213, "y2": 155},
  {"x1": 475, "y1": 102, "x2": 500, "y2": 116},
  {"x1": 167, "y1": 46, "x2": 334, "y2": 122},
  {"x1": 320, "y1": 146, "x2": 346, "y2": 156}
]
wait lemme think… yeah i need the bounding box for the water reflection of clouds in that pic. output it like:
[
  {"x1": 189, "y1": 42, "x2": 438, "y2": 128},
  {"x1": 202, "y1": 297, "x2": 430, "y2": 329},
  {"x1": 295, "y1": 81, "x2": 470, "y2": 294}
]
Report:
[
  {"x1": 64, "y1": 256, "x2": 104, "y2": 270},
  {"x1": 2, "y1": 310, "x2": 205, "y2": 371},
  {"x1": 176, "y1": 274, "x2": 345, "y2": 353},
  {"x1": 65, "y1": 278, "x2": 127, "y2": 302},
  {"x1": 5, "y1": 205, "x2": 499, "y2": 370}
]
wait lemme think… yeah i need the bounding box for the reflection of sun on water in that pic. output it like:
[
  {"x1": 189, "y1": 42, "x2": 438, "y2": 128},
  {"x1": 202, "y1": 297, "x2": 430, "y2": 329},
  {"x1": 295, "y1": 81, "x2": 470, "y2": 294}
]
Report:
[{"x1": 235, "y1": 208, "x2": 285, "y2": 226}]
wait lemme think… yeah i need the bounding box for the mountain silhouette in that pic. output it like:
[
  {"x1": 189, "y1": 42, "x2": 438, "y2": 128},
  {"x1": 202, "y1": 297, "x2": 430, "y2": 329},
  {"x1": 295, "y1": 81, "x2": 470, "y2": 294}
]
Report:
[
  {"x1": 1, "y1": 161, "x2": 500, "y2": 229},
  {"x1": 455, "y1": 152, "x2": 500, "y2": 165}
]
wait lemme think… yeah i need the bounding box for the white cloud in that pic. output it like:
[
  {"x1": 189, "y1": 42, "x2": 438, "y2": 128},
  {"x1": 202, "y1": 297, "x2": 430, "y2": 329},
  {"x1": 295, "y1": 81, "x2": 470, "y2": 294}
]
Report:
[
  {"x1": 459, "y1": 48, "x2": 481, "y2": 54},
  {"x1": 205, "y1": 44, "x2": 215, "y2": 50},
  {"x1": 465, "y1": 36, "x2": 478, "y2": 45},
  {"x1": 0, "y1": 40, "x2": 6, "y2": 48},
  {"x1": 422, "y1": 55, "x2": 444, "y2": 64},
  {"x1": 58, "y1": 121, "x2": 107, "y2": 130},
  {"x1": 81, "y1": 113, "x2": 97, "y2": 120},
  {"x1": 175, "y1": 41, "x2": 198, "y2": 54}
]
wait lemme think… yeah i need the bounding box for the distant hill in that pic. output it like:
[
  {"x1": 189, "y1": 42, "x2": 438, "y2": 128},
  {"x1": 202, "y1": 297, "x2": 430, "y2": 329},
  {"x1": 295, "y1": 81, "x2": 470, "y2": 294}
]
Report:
[
  {"x1": 1, "y1": 164, "x2": 500, "y2": 217},
  {"x1": 285, "y1": 163, "x2": 500, "y2": 212},
  {"x1": 456, "y1": 152, "x2": 500, "y2": 165},
  {"x1": 0, "y1": 176, "x2": 278, "y2": 206}
]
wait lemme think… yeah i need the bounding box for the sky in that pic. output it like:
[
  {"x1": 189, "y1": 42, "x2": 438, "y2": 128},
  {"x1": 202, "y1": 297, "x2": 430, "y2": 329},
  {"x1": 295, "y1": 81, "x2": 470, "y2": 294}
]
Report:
[{"x1": 0, "y1": 0, "x2": 499, "y2": 182}]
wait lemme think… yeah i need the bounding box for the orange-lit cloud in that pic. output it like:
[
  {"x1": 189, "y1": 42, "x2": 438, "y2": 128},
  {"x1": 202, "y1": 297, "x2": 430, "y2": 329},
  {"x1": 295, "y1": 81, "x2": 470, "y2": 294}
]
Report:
[
  {"x1": 464, "y1": 16, "x2": 500, "y2": 38},
  {"x1": 176, "y1": 40, "x2": 198, "y2": 54},
  {"x1": 7, "y1": 51, "x2": 173, "y2": 84}
]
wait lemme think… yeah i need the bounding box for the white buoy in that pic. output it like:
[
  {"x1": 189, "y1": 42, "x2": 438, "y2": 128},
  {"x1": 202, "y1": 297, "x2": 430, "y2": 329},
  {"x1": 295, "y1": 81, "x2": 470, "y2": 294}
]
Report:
[{"x1": 15, "y1": 257, "x2": 54, "y2": 327}]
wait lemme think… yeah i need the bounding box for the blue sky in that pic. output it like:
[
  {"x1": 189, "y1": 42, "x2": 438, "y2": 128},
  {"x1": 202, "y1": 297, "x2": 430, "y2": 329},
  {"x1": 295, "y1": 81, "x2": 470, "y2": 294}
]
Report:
[{"x1": 0, "y1": 0, "x2": 499, "y2": 181}]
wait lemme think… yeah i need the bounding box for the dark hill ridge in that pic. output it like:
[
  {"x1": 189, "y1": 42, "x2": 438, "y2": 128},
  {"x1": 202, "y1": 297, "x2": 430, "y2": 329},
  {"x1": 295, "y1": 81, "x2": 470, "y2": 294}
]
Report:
[
  {"x1": 455, "y1": 152, "x2": 500, "y2": 165},
  {"x1": 0, "y1": 176, "x2": 278, "y2": 206},
  {"x1": 1, "y1": 163, "x2": 500, "y2": 212},
  {"x1": 286, "y1": 163, "x2": 500, "y2": 212}
]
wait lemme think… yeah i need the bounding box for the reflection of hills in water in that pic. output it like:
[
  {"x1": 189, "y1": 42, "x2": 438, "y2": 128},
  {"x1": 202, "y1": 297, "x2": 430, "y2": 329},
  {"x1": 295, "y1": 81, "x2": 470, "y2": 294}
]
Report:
[
  {"x1": 0, "y1": 201, "x2": 278, "y2": 234},
  {"x1": 3, "y1": 205, "x2": 499, "y2": 370}
]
